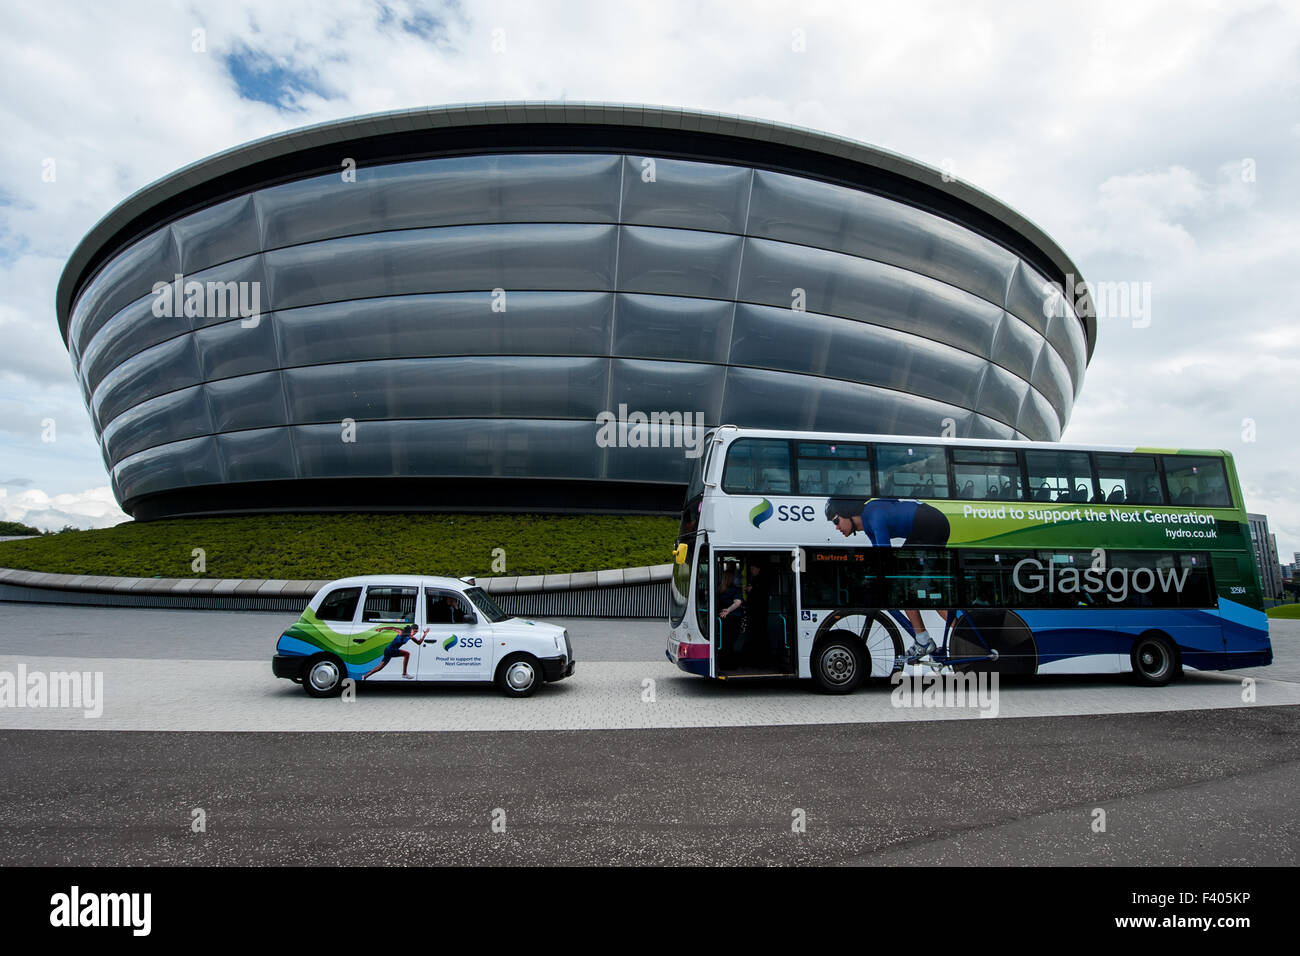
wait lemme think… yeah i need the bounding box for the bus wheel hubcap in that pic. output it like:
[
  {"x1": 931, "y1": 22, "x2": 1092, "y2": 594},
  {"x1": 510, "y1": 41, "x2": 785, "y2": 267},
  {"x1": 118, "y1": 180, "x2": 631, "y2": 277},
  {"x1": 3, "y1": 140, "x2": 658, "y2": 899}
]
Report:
[
  {"x1": 508, "y1": 663, "x2": 534, "y2": 689},
  {"x1": 310, "y1": 662, "x2": 338, "y2": 690},
  {"x1": 823, "y1": 648, "x2": 855, "y2": 683}
]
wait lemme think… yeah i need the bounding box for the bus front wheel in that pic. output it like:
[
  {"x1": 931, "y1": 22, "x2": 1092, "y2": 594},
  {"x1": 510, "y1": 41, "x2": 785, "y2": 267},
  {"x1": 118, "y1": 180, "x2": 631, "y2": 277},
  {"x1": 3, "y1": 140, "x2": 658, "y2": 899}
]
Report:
[
  {"x1": 1131, "y1": 633, "x2": 1179, "y2": 687},
  {"x1": 811, "y1": 633, "x2": 864, "y2": 695}
]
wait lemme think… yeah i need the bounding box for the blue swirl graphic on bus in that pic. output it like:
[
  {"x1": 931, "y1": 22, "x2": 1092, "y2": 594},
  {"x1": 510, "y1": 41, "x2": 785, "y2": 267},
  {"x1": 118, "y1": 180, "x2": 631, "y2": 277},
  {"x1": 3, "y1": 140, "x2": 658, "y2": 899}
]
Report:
[{"x1": 749, "y1": 498, "x2": 774, "y2": 528}]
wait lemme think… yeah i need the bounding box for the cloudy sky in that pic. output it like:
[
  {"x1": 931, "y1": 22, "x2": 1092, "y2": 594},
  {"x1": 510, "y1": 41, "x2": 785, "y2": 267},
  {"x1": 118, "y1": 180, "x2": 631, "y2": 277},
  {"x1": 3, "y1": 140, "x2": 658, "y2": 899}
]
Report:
[{"x1": 1, "y1": 0, "x2": 1296, "y2": 559}]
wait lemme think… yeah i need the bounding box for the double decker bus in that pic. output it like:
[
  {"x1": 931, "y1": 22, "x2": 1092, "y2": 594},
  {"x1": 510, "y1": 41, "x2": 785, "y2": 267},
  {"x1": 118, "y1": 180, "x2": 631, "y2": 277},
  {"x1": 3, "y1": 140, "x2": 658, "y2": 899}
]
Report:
[{"x1": 666, "y1": 426, "x2": 1271, "y2": 693}]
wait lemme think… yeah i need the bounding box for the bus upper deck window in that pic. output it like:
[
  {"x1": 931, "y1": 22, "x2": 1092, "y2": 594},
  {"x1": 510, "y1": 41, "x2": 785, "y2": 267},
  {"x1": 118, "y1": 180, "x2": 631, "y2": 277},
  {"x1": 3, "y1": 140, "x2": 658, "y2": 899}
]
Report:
[{"x1": 1161, "y1": 456, "x2": 1231, "y2": 508}]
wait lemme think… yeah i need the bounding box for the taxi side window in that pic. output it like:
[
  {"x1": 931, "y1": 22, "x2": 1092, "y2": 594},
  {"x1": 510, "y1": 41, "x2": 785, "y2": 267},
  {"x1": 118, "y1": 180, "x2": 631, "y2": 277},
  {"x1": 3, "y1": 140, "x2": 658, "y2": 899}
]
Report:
[
  {"x1": 426, "y1": 589, "x2": 473, "y2": 624},
  {"x1": 317, "y1": 587, "x2": 362, "y2": 622},
  {"x1": 362, "y1": 586, "x2": 417, "y2": 623}
]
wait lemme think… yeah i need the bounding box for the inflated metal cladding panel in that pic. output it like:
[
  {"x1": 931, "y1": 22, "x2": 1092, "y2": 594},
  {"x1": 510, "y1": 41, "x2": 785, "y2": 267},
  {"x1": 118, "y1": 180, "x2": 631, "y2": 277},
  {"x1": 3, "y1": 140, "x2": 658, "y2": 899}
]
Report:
[
  {"x1": 79, "y1": 254, "x2": 270, "y2": 394},
  {"x1": 215, "y1": 427, "x2": 298, "y2": 482},
  {"x1": 262, "y1": 222, "x2": 618, "y2": 311},
  {"x1": 737, "y1": 237, "x2": 1006, "y2": 361},
  {"x1": 727, "y1": 302, "x2": 995, "y2": 418},
  {"x1": 289, "y1": 419, "x2": 603, "y2": 479},
  {"x1": 113, "y1": 435, "x2": 225, "y2": 501},
  {"x1": 611, "y1": 293, "x2": 733, "y2": 364},
  {"x1": 608, "y1": 358, "x2": 726, "y2": 423},
  {"x1": 619, "y1": 156, "x2": 751, "y2": 233},
  {"x1": 719, "y1": 365, "x2": 977, "y2": 436},
  {"x1": 172, "y1": 194, "x2": 261, "y2": 276},
  {"x1": 616, "y1": 225, "x2": 743, "y2": 300},
  {"x1": 988, "y1": 310, "x2": 1044, "y2": 383},
  {"x1": 205, "y1": 370, "x2": 289, "y2": 433},
  {"x1": 746, "y1": 168, "x2": 1019, "y2": 310},
  {"x1": 280, "y1": 356, "x2": 610, "y2": 423},
  {"x1": 273, "y1": 292, "x2": 614, "y2": 366},
  {"x1": 92, "y1": 334, "x2": 201, "y2": 429},
  {"x1": 80, "y1": 295, "x2": 183, "y2": 395},
  {"x1": 193, "y1": 312, "x2": 280, "y2": 381},
  {"x1": 70, "y1": 227, "x2": 177, "y2": 355},
  {"x1": 100, "y1": 385, "x2": 212, "y2": 464},
  {"x1": 1016, "y1": 386, "x2": 1063, "y2": 442},
  {"x1": 255, "y1": 153, "x2": 622, "y2": 249},
  {"x1": 974, "y1": 364, "x2": 1032, "y2": 430}
]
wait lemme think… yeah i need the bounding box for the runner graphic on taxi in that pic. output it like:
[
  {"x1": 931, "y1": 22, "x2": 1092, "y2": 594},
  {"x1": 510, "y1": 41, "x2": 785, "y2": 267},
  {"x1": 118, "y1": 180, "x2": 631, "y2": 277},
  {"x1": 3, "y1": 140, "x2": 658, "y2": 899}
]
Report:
[{"x1": 363, "y1": 624, "x2": 430, "y2": 680}]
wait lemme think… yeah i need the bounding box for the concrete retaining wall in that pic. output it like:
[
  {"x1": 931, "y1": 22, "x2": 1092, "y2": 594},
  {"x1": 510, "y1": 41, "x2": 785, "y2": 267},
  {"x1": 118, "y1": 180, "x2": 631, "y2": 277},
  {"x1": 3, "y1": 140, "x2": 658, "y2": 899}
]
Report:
[{"x1": 0, "y1": 565, "x2": 673, "y2": 619}]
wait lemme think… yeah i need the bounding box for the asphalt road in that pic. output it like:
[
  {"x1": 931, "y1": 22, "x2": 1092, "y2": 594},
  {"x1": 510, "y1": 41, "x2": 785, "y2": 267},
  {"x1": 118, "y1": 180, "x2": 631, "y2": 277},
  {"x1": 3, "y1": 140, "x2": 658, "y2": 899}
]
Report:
[
  {"x1": 0, "y1": 603, "x2": 1295, "y2": 864},
  {"x1": 0, "y1": 708, "x2": 1295, "y2": 866}
]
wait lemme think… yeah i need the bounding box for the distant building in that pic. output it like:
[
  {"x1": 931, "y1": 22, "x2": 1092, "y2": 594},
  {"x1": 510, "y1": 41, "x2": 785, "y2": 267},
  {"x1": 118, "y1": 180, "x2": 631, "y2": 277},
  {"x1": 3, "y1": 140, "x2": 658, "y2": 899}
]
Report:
[
  {"x1": 1247, "y1": 514, "x2": 1283, "y2": 600},
  {"x1": 1270, "y1": 533, "x2": 1284, "y2": 595}
]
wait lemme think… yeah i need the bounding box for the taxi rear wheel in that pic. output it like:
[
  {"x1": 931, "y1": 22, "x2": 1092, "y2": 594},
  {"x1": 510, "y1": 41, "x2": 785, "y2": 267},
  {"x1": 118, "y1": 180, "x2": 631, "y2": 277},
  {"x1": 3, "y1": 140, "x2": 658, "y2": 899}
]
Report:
[
  {"x1": 303, "y1": 654, "x2": 346, "y2": 698},
  {"x1": 496, "y1": 653, "x2": 541, "y2": 698}
]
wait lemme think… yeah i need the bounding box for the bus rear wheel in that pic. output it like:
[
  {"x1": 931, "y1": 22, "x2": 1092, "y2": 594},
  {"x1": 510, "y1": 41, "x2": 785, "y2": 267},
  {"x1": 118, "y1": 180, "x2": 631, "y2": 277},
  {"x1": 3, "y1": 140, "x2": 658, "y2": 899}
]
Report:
[
  {"x1": 811, "y1": 633, "x2": 864, "y2": 694},
  {"x1": 1131, "y1": 633, "x2": 1179, "y2": 687}
]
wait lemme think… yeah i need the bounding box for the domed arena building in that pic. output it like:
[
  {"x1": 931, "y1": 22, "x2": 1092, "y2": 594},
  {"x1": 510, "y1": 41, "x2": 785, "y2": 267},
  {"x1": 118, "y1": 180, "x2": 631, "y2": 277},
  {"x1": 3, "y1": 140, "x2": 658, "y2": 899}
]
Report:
[{"x1": 57, "y1": 102, "x2": 1095, "y2": 519}]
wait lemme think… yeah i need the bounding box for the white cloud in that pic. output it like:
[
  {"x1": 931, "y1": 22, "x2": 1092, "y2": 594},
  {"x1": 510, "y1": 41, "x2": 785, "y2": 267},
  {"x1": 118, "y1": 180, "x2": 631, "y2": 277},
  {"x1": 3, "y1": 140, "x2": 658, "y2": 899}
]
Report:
[{"x1": 0, "y1": 486, "x2": 129, "y2": 532}]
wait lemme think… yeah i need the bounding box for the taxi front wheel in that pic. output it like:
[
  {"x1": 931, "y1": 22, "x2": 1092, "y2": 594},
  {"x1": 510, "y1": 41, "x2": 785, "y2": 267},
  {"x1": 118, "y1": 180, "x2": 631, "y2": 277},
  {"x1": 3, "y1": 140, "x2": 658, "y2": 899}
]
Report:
[{"x1": 496, "y1": 653, "x2": 541, "y2": 698}]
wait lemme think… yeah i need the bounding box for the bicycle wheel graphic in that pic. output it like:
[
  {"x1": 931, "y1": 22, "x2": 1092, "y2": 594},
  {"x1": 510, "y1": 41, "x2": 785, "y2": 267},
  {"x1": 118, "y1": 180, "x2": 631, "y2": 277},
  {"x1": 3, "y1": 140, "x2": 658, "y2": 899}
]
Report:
[
  {"x1": 814, "y1": 609, "x2": 905, "y2": 678},
  {"x1": 945, "y1": 609, "x2": 1038, "y2": 675}
]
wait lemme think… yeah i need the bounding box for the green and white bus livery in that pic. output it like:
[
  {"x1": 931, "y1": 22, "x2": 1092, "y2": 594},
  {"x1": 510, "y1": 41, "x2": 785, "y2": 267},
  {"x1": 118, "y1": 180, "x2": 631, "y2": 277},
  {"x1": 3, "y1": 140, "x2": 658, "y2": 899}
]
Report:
[{"x1": 667, "y1": 427, "x2": 1271, "y2": 693}]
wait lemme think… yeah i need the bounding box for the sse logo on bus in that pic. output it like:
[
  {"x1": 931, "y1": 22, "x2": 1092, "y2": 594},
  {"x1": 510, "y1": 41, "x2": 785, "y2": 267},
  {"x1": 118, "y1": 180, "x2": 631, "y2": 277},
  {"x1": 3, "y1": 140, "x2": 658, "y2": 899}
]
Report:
[{"x1": 750, "y1": 499, "x2": 817, "y2": 527}]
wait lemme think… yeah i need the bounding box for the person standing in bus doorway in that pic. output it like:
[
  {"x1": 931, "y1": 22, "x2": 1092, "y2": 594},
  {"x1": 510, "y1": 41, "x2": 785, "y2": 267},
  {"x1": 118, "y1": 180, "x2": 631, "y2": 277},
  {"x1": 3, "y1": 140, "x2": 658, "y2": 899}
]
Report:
[
  {"x1": 740, "y1": 558, "x2": 785, "y2": 669},
  {"x1": 716, "y1": 566, "x2": 744, "y2": 667},
  {"x1": 824, "y1": 496, "x2": 951, "y2": 659}
]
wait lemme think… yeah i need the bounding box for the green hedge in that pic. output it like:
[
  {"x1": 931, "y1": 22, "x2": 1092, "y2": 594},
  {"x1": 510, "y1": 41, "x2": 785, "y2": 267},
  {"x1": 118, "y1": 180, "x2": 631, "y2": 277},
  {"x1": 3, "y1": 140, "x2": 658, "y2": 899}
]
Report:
[{"x1": 0, "y1": 514, "x2": 679, "y2": 579}]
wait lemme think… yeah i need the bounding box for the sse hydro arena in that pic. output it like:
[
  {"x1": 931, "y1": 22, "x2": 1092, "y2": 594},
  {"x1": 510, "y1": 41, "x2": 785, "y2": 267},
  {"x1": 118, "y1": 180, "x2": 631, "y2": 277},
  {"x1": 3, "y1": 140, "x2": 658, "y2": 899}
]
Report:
[{"x1": 56, "y1": 103, "x2": 1095, "y2": 520}]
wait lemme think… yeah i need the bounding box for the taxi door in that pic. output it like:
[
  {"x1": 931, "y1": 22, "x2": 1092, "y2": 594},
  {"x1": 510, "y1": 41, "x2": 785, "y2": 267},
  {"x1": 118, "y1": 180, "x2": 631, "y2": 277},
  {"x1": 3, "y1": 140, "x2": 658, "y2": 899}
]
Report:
[
  {"x1": 356, "y1": 583, "x2": 423, "y2": 682},
  {"x1": 418, "y1": 586, "x2": 491, "y2": 681}
]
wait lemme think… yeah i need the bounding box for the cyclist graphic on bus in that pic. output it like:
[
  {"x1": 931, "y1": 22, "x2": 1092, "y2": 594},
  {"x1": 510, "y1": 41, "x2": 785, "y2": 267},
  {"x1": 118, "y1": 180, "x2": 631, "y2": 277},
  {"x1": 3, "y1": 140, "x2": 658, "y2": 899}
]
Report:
[
  {"x1": 823, "y1": 494, "x2": 1038, "y2": 677},
  {"x1": 824, "y1": 496, "x2": 950, "y2": 660}
]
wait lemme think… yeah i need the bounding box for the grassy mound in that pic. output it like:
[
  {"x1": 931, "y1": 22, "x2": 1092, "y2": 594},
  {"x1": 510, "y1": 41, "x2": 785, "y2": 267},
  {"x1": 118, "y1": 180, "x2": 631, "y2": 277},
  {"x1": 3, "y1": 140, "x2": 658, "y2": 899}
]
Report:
[
  {"x1": 0, "y1": 514, "x2": 679, "y2": 580},
  {"x1": 1266, "y1": 603, "x2": 1300, "y2": 620}
]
